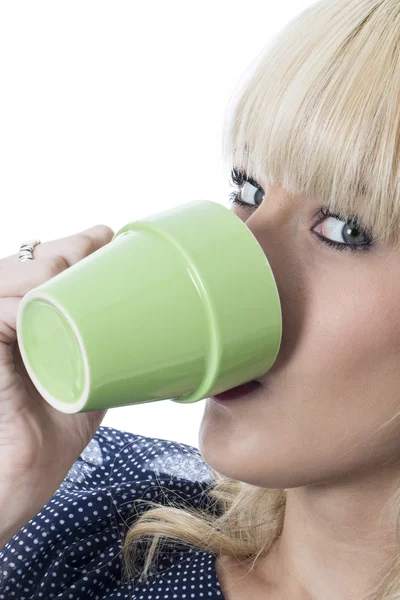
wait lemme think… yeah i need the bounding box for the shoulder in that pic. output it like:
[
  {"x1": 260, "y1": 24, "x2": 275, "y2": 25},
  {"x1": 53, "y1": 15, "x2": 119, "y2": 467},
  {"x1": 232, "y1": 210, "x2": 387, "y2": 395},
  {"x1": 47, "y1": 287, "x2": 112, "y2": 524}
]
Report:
[
  {"x1": 0, "y1": 426, "x2": 218, "y2": 598},
  {"x1": 65, "y1": 424, "x2": 215, "y2": 492},
  {"x1": 59, "y1": 425, "x2": 216, "y2": 532}
]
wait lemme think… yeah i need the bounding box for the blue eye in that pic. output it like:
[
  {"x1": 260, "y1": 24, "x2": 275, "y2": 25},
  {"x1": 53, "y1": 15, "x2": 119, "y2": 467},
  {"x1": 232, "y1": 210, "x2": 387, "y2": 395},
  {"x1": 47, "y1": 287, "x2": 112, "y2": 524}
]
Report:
[
  {"x1": 229, "y1": 181, "x2": 265, "y2": 208},
  {"x1": 312, "y1": 208, "x2": 373, "y2": 253},
  {"x1": 229, "y1": 168, "x2": 265, "y2": 208}
]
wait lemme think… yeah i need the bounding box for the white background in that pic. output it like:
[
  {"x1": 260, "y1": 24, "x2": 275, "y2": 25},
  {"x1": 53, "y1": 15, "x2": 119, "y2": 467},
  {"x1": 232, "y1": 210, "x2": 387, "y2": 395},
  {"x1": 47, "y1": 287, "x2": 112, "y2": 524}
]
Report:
[{"x1": 0, "y1": 1, "x2": 315, "y2": 448}]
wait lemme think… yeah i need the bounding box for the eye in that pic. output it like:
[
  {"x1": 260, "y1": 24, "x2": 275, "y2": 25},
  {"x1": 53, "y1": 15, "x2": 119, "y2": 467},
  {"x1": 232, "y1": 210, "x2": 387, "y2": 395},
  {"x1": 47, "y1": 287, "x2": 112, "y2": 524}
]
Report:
[
  {"x1": 312, "y1": 208, "x2": 371, "y2": 248},
  {"x1": 229, "y1": 169, "x2": 265, "y2": 209}
]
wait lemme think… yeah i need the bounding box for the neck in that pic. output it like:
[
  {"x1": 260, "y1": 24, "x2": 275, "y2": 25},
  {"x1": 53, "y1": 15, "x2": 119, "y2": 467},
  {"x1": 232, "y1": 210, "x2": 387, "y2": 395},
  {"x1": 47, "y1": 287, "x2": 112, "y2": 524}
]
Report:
[{"x1": 254, "y1": 474, "x2": 400, "y2": 600}]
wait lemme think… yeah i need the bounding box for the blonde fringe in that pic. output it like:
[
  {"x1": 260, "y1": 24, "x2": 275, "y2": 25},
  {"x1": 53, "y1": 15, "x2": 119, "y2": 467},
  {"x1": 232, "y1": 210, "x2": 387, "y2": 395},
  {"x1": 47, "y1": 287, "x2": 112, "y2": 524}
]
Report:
[
  {"x1": 222, "y1": 0, "x2": 400, "y2": 249},
  {"x1": 122, "y1": 1, "x2": 400, "y2": 598}
]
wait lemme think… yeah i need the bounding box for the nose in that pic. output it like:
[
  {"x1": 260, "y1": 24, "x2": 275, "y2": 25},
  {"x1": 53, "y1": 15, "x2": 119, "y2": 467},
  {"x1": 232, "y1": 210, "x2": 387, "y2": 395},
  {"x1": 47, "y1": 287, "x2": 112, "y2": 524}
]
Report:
[
  {"x1": 238, "y1": 179, "x2": 310, "y2": 255},
  {"x1": 241, "y1": 187, "x2": 287, "y2": 296},
  {"x1": 245, "y1": 181, "x2": 300, "y2": 227},
  {"x1": 238, "y1": 182, "x2": 297, "y2": 259},
  {"x1": 236, "y1": 184, "x2": 307, "y2": 374}
]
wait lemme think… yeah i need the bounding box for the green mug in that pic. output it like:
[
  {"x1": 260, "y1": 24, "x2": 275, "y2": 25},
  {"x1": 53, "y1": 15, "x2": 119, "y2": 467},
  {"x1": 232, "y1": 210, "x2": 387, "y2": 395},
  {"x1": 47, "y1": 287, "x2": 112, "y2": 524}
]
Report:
[{"x1": 16, "y1": 200, "x2": 282, "y2": 414}]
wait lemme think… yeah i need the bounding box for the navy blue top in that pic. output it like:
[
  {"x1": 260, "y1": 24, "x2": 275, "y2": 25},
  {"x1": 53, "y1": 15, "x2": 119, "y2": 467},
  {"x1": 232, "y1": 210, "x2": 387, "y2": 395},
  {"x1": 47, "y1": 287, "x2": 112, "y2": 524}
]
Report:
[{"x1": 0, "y1": 426, "x2": 225, "y2": 599}]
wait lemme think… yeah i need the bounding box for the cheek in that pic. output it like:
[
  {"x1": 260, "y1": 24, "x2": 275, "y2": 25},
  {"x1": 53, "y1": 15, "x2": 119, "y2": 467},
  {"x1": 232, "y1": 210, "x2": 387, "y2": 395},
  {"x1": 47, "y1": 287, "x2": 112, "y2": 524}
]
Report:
[
  {"x1": 311, "y1": 277, "x2": 400, "y2": 373},
  {"x1": 268, "y1": 264, "x2": 400, "y2": 453},
  {"x1": 275, "y1": 262, "x2": 400, "y2": 377}
]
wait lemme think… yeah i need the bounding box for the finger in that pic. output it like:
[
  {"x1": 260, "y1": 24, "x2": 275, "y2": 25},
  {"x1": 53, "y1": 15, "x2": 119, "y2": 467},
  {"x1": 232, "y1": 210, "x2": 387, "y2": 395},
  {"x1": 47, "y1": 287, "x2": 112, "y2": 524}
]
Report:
[
  {"x1": 0, "y1": 297, "x2": 21, "y2": 345},
  {"x1": 0, "y1": 224, "x2": 114, "y2": 269},
  {"x1": 0, "y1": 256, "x2": 69, "y2": 299},
  {"x1": 0, "y1": 225, "x2": 115, "y2": 298}
]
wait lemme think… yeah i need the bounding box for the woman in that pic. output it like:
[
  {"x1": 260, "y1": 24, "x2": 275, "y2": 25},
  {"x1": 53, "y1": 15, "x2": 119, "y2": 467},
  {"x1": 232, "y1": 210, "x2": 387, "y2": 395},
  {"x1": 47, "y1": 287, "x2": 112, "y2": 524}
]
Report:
[{"x1": 1, "y1": 0, "x2": 400, "y2": 598}]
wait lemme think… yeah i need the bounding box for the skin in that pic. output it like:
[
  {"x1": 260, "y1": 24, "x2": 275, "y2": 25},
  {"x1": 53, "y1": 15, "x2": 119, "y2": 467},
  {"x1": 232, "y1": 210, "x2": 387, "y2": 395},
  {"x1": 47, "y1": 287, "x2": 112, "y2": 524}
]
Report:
[{"x1": 198, "y1": 179, "x2": 400, "y2": 600}]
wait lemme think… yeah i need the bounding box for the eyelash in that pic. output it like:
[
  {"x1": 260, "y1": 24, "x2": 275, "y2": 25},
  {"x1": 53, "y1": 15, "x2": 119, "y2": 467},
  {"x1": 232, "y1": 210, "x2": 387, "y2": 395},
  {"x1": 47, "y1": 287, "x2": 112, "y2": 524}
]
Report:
[{"x1": 228, "y1": 171, "x2": 373, "y2": 254}]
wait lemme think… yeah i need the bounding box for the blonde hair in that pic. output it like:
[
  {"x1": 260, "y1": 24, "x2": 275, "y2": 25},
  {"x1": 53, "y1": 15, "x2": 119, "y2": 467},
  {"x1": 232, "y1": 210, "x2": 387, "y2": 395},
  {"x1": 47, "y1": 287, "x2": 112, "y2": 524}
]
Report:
[{"x1": 122, "y1": 2, "x2": 400, "y2": 598}]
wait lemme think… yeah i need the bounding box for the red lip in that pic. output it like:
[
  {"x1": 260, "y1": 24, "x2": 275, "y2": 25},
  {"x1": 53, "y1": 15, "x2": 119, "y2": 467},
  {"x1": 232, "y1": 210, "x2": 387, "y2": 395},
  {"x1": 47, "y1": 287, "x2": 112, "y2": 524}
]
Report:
[{"x1": 212, "y1": 380, "x2": 262, "y2": 401}]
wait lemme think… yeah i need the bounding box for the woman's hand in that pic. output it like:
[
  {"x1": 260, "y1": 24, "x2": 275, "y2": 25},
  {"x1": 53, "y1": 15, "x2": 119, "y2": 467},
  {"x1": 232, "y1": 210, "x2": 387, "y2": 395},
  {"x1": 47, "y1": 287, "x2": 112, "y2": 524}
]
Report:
[{"x1": 0, "y1": 224, "x2": 115, "y2": 547}]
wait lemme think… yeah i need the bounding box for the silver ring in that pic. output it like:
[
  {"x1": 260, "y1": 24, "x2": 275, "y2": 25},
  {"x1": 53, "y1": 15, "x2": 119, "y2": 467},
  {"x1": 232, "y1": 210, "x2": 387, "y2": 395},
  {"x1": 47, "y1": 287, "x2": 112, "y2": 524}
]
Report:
[{"x1": 18, "y1": 239, "x2": 42, "y2": 262}]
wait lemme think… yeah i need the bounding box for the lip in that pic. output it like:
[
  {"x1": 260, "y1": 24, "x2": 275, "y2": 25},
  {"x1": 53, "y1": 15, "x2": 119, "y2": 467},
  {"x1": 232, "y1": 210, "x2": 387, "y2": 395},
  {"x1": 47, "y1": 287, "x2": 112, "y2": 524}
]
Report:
[{"x1": 211, "y1": 380, "x2": 263, "y2": 401}]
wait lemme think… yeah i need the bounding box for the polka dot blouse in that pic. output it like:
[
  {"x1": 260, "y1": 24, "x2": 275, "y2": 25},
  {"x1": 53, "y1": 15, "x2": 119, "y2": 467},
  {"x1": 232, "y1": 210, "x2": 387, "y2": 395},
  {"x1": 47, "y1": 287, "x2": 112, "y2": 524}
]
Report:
[{"x1": 0, "y1": 426, "x2": 225, "y2": 599}]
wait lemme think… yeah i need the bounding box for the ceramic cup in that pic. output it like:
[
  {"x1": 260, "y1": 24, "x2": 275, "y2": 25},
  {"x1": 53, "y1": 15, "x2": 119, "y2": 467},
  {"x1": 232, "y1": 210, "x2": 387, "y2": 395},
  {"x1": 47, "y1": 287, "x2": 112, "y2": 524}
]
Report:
[{"x1": 16, "y1": 199, "x2": 282, "y2": 413}]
